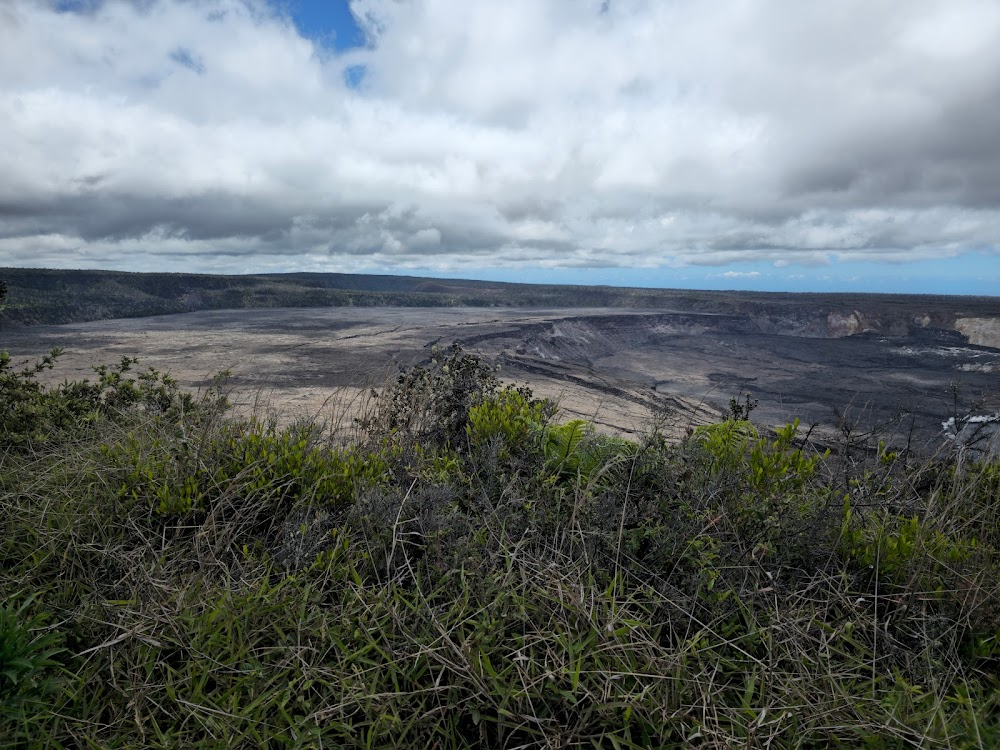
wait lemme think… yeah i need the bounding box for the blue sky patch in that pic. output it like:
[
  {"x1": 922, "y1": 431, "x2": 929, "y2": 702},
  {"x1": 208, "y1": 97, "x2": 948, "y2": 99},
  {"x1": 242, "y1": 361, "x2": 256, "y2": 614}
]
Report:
[
  {"x1": 404, "y1": 255, "x2": 1000, "y2": 297},
  {"x1": 286, "y1": 0, "x2": 366, "y2": 52},
  {"x1": 53, "y1": 0, "x2": 102, "y2": 13}
]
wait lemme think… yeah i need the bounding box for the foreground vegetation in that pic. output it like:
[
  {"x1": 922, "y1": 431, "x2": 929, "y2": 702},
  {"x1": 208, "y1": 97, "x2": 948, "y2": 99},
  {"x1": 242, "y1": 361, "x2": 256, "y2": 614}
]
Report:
[{"x1": 1, "y1": 344, "x2": 998, "y2": 748}]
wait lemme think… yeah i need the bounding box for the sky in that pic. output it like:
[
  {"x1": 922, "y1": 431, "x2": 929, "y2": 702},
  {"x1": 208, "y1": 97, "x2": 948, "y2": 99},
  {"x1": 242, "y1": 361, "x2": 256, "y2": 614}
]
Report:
[{"x1": 1, "y1": 0, "x2": 999, "y2": 295}]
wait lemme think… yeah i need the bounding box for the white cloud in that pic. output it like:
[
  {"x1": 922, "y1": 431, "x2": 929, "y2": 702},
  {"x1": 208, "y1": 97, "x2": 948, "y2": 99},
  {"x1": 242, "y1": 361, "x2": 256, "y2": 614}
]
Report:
[
  {"x1": 0, "y1": 0, "x2": 999, "y2": 277},
  {"x1": 722, "y1": 271, "x2": 761, "y2": 279}
]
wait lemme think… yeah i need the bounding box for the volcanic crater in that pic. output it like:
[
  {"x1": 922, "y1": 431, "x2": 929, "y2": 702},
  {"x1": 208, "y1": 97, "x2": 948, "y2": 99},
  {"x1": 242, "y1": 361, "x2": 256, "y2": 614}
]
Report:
[{"x1": 4, "y1": 301, "x2": 999, "y2": 451}]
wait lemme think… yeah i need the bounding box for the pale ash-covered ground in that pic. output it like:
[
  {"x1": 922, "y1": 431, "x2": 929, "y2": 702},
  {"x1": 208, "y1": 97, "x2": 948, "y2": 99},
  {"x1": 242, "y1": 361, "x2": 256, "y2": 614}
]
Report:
[
  {"x1": 3, "y1": 308, "x2": 718, "y2": 439},
  {"x1": 4, "y1": 306, "x2": 1000, "y2": 449}
]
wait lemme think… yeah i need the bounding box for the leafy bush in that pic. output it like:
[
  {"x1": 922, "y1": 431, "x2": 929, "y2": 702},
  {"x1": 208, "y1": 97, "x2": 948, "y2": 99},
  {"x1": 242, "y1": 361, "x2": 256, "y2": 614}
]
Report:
[
  {"x1": 0, "y1": 348, "x2": 208, "y2": 450},
  {"x1": 687, "y1": 418, "x2": 831, "y2": 567},
  {"x1": 358, "y1": 344, "x2": 550, "y2": 453},
  {"x1": 466, "y1": 384, "x2": 551, "y2": 455},
  {"x1": 103, "y1": 418, "x2": 396, "y2": 516}
]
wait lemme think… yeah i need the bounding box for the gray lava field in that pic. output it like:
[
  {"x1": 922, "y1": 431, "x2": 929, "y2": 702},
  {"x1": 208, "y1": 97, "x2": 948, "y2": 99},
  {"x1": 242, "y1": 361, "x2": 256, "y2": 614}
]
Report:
[{"x1": 4, "y1": 300, "x2": 999, "y2": 452}]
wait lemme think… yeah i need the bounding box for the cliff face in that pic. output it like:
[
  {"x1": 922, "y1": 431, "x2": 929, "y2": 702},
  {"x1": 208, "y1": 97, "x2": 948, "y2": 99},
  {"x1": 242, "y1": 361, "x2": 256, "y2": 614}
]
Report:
[
  {"x1": 658, "y1": 305, "x2": 1000, "y2": 362},
  {"x1": 827, "y1": 310, "x2": 873, "y2": 337},
  {"x1": 954, "y1": 317, "x2": 1000, "y2": 349},
  {"x1": 746, "y1": 308, "x2": 967, "y2": 341},
  {"x1": 824, "y1": 309, "x2": 943, "y2": 338}
]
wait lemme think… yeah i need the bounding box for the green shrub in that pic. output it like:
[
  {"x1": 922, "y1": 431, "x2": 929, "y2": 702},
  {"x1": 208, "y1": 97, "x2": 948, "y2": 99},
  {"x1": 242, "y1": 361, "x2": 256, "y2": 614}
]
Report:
[
  {"x1": 466, "y1": 385, "x2": 551, "y2": 454},
  {"x1": 692, "y1": 418, "x2": 825, "y2": 495},
  {"x1": 359, "y1": 344, "x2": 526, "y2": 451},
  {"x1": 0, "y1": 348, "x2": 208, "y2": 450},
  {"x1": 0, "y1": 596, "x2": 63, "y2": 717},
  {"x1": 688, "y1": 418, "x2": 831, "y2": 565},
  {"x1": 541, "y1": 419, "x2": 637, "y2": 487},
  {"x1": 102, "y1": 417, "x2": 401, "y2": 516},
  {"x1": 839, "y1": 502, "x2": 978, "y2": 581}
]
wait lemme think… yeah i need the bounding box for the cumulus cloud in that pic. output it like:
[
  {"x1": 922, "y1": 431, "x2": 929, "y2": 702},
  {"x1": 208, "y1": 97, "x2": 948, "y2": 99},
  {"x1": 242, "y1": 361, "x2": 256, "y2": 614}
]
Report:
[{"x1": 1, "y1": 0, "x2": 999, "y2": 278}]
